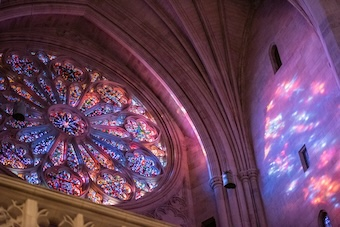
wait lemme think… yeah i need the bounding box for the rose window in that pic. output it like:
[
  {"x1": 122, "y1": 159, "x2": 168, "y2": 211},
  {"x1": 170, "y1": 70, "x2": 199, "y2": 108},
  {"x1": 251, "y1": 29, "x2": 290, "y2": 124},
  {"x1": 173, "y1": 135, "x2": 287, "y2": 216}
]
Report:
[
  {"x1": 0, "y1": 50, "x2": 167, "y2": 204},
  {"x1": 48, "y1": 106, "x2": 88, "y2": 136}
]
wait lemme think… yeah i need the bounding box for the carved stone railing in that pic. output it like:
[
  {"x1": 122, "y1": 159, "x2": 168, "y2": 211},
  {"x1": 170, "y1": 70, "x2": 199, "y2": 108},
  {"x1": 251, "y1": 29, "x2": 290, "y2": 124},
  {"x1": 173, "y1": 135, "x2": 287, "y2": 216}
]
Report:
[{"x1": 0, "y1": 175, "x2": 176, "y2": 227}]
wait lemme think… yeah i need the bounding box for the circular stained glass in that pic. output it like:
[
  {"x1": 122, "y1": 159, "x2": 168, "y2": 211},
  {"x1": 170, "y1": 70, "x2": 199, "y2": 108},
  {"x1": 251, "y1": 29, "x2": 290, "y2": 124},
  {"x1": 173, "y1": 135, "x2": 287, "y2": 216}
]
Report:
[
  {"x1": 0, "y1": 50, "x2": 167, "y2": 204},
  {"x1": 48, "y1": 105, "x2": 88, "y2": 136}
]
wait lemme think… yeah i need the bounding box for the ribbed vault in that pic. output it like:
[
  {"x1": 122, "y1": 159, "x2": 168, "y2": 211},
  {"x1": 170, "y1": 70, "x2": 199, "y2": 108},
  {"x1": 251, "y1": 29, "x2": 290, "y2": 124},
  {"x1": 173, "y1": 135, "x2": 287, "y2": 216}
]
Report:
[{"x1": 0, "y1": 0, "x2": 270, "y2": 226}]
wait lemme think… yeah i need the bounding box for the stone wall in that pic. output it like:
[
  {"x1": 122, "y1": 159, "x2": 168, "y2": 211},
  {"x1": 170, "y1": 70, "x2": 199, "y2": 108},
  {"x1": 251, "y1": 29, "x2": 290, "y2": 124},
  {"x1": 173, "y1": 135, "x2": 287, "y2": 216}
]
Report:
[{"x1": 243, "y1": 0, "x2": 340, "y2": 226}]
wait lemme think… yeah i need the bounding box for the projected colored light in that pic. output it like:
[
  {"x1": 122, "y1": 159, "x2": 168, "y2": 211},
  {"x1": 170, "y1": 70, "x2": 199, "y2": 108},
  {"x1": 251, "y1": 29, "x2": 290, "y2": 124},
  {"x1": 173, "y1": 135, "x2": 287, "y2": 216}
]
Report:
[
  {"x1": 262, "y1": 72, "x2": 340, "y2": 209},
  {"x1": 303, "y1": 176, "x2": 340, "y2": 206},
  {"x1": 265, "y1": 114, "x2": 284, "y2": 139},
  {"x1": 268, "y1": 146, "x2": 294, "y2": 177}
]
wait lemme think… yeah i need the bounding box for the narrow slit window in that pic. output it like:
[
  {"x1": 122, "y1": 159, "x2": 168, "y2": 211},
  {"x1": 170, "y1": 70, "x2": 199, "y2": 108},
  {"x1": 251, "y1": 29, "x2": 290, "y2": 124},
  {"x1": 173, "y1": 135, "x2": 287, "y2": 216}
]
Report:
[
  {"x1": 298, "y1": 144, "x2": 309, "y2": 172},
  {"x1": 201, "y1": 217, "x2": 216, "y2": 227},
  {"x1": 270, "y1": 44, "x2": 282, "y2": 73},
  {"x1": 318, "y1": 210, "x2": 332, "y2": 227}
]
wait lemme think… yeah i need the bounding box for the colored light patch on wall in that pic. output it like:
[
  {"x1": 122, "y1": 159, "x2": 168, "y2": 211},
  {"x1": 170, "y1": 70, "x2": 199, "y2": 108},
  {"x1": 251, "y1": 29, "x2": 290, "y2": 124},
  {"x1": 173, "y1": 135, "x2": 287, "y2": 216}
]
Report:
[
  {"x1": 303, "y1": 176, "x2": 340, "y2": 206},
  {"x1": 262, "y1": 71, "x2": 340, "y2": 210}
]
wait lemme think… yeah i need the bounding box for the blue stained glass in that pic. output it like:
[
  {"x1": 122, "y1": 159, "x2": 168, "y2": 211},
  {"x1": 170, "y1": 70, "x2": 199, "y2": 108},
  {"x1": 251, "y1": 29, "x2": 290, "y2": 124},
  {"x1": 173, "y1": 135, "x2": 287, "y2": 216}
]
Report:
[
  {"x1": 92, "y1": 136, "x2": 126, "y2": 165},
  {"x1": 80, "y1": 92, "x2": 100, "y2": 111},
  {"x1": 55, "y1": 78, "x2": 67, "y2": 104},
  {"x1": 90, "y1": 72, "x2": 101, "y2": 82},
  {"x1": 91, "y1": 132, "x2": 130, "y2": 152},
  {"x1": 23, "y1": 78, "x2": 47, "y2": 102},
  {"x1": 46, "y1": 168, "x2": 84, "y2": 196},
  {"x1": 126, "y1": 151, "x2": 161, "y2": 177},
  {"x1": 37, "y1": 51, "x2": 50, "y2": 65},
  {"x1": 78, "y1": 144, "x2": 100, "y2": 172},
  {"x1": 49, "y1": 107, "x2": 87, "y2": 136},
  {"x1": 68, "y1": 83, "x2": 83, "y2": 107},
  {"x1": 53, "y1": 62, "x2": 84, "y2": 82},
  {"x1": 84, "y1": 103, "x2": 117, "y2": 117},
  {"x1": 6, "y1": 54, "x2": 39, "y2": 77},
  {"x1": 0, "y1": 76, "x2": 8, "y2": 91},
  {"x1": 32, "y1": 134, "x2": 55, "y2": 155},
  {"x1": 43, "y1": 161, "x2": 52, "y2": 172},
  {"x1": 17, "y1": 125, "x2": 50, "y2": 142},
  {"x1": 0, "y1": 140, "x2": 33, "y2": 169},
  {"x1": 84, "y1": 142, "x2": 114, "y2": 169},
  {"x1": 87, "y1": 188, "x2": 103, "y2": 204},
  {"x1": 96, "y1": 83, "x2": 129, "y2": 107},
  {"x1": 25, "y1": 172, "x2": 41, "y2": 184},
  {"x1": 49, "y1": 140, "x2": 66, "y2": 166},
  {"x1": 3, "y1": 94, "x2": 20, "y2": 103},
  {"x1": 93, "y1": 126, "x2": 131, "y2": 139},
  {"x1": 10, "y1": 83, "x2": 45, "y2": 108},
  {"x1": 6, "y1": 119, "x2": 42, "y2": 129},
  {"x1": 0, "y1": 50, "x2": 167, "y2": 205},
  {"x1": 97, "y1": 172, "x2": 132, "y2": 200},
  {"x1": 124, "y1": 117, "x2": 159, "y2": 143},
  {"x1": 134, "y1": 179, "x2": 157, "y2": 200},
  {"x1": 38, "y1": 76, "x2": 58, "y2": 104},
  {"x1": 66, "y1": 143, "x2": 81, "y2": 172}
]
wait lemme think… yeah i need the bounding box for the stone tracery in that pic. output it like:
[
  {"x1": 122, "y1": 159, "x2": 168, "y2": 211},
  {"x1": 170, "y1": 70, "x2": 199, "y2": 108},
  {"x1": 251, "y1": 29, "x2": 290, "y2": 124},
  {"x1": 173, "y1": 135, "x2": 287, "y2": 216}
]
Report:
[{"x1": 0, "y1": 49, "x2": 168, "y2": 205}]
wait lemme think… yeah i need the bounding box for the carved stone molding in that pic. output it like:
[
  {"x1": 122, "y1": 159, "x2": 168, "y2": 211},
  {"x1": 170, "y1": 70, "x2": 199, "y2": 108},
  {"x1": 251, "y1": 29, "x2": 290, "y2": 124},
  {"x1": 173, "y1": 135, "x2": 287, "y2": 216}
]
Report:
[
  {"x1": 0, "y1": 199, "x2": 49, "y2": 227},
  {"x1": 0, "y1": 200, "x2": 24, "y2": 227},
  {"x1": 0, "y1": 175, "x2": 174, "y2": 227},
  {"x1": 145, "y1": 188, "x2": 190, "y2": 227},
  {"x1": 59, "y1": 214, "x2": 94, "y2": 227},
  {"x1": 209, "y1": 176, "x2": 223, "y2": 190},
  {"x1": 238, "y1": 168, "x2": 259, "y2": 181}
]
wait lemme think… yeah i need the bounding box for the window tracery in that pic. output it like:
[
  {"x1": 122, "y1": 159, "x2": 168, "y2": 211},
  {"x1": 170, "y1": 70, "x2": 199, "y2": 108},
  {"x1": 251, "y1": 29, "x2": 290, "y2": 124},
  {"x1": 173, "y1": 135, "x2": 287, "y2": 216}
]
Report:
[{"x1": 0, "y1": 49, "x2": 168, "y2": 205}]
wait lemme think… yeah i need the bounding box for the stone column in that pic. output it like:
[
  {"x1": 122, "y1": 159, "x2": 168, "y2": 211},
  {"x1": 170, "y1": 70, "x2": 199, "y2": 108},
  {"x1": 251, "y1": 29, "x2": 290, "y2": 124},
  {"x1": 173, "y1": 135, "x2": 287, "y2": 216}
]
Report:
[
  {"x1": 239, "y1": 171, "x2": 256, "y2": 227},
  {"x1": 239, "y1": 169, "x2": 267, "y2": 227},
  {"x1": 22, "y1": 199, "x2": 39, "y2": 227},
  {"x1": 59, "y1": 213, "x2": 94, "y2": 227},
  {"x1": 209, "y1": 176, "x2": 231, "y2": 227},
  {"x1": 249, "y1": 169, "x2": 267, "y2": 227}
]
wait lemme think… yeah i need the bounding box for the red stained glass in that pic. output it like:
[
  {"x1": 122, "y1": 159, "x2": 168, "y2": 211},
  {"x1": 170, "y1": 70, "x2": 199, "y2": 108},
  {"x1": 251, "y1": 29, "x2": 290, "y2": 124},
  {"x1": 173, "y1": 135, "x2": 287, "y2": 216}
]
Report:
[{"x1": 0, "y1": 50, "x2": 168, "y2": 204}]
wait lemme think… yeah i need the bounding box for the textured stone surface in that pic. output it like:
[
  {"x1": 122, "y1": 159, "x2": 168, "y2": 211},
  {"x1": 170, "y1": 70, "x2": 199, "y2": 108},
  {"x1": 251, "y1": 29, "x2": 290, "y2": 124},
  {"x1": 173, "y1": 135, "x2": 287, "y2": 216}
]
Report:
[
  {"x1": 3, "y1": 0, "x2": 340, "y2": 226},
  {"x1": 244, "y1": 0, "x2": 340, "y2": 226}
]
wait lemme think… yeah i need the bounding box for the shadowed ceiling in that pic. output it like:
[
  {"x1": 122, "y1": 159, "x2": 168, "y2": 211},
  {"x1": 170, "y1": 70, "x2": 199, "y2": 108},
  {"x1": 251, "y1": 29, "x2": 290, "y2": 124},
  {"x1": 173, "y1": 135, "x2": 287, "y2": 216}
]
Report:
[{"x1": 0, "y1": 0, "x2": 257, "y2": 212}]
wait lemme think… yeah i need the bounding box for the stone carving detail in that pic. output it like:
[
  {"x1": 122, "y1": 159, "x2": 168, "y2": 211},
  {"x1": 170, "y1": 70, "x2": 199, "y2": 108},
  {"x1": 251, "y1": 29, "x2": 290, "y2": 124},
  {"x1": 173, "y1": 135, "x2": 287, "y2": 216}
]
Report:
[
  {"x1": 35, "y1": 207, "x2": 49, "y2": 227},
  {"x1": 0, "y1": 199, "x2": 49, "y2": 227},
  {"x1": 0, "y1": 200, "x2": 23, "y2": 227},
  {"x1": 238, "y1": 168, "x2": 259, "y2": 181},
  {"x1": 145, "y1": 188, "x2": 190, "y2": 227},
  {"x1": 0, "y1": 200, "x2": 94, "y2": 227},
  {"x1": 59, "y1": 214, "x2": 94, "y2": 227}
]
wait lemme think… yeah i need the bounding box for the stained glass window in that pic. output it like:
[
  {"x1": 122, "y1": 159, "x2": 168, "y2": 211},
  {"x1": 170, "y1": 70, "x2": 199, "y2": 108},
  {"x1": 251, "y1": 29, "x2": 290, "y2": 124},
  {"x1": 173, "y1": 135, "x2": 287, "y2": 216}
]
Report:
[{"x1": 0, "y1": 50, "x2": 167, "y2": 204}]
